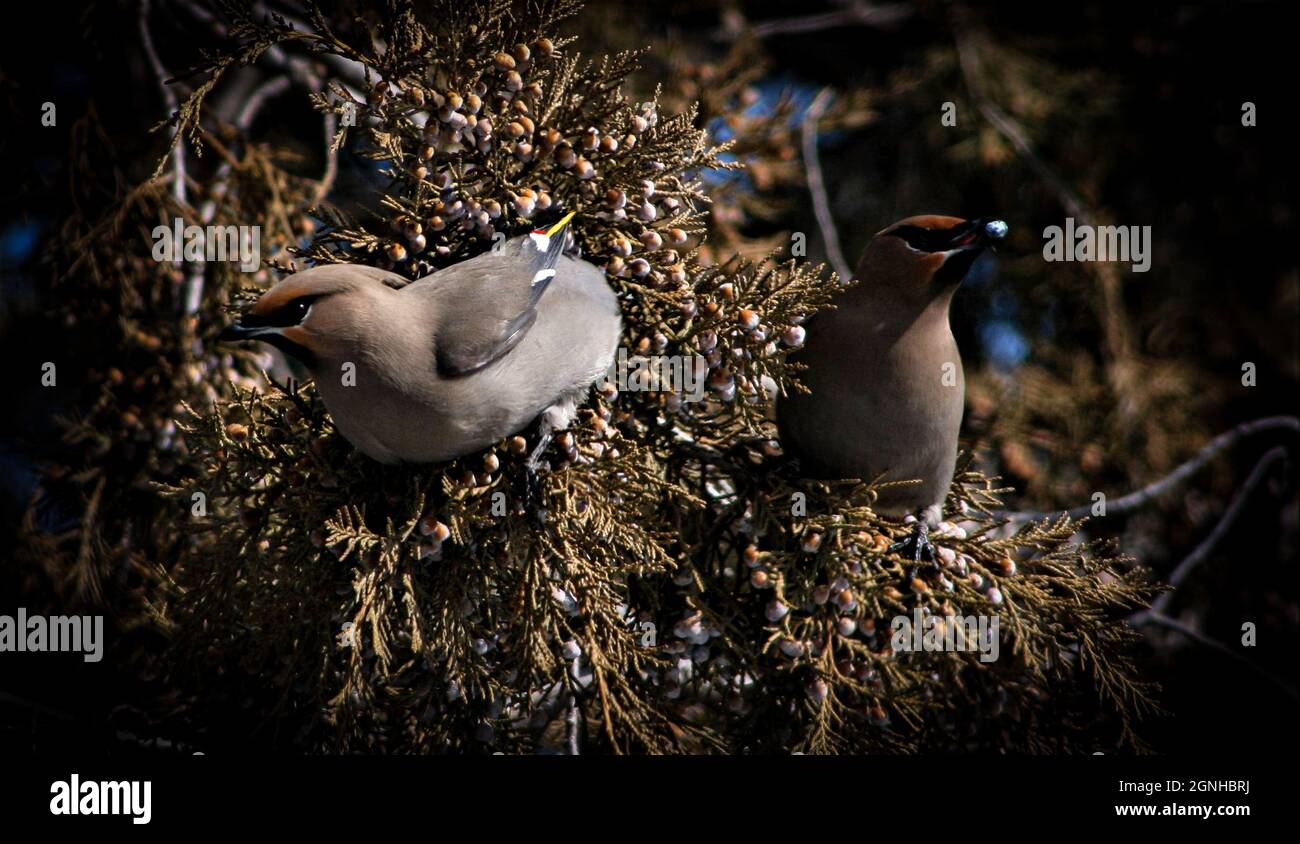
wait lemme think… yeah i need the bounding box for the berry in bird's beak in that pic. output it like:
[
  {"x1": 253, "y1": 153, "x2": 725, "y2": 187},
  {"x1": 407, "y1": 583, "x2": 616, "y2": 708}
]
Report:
[{"x1": 984, "y1": 219, "x2": 1008, "y2": 241}]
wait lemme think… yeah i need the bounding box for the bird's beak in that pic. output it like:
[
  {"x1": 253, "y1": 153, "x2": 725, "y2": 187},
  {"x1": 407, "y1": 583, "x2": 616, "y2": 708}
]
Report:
[
  {"x1": 217, "y1": 321, "x2": 274, "y2": 342},
  {"x1": 217, "y1": 321, "x2": 316, "y2": 367},
  {"x1": 945, "y1": 218, "x2": 1008, "y2": 251}
]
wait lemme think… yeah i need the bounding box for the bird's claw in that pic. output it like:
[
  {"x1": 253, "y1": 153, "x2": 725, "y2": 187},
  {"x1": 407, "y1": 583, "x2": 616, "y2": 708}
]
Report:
[
  {"x1": 522, "y1": 464, "x2": 549, "y2": 527},
  {"x1": 887, "y1": 519, "x2": 935, "y2": 564},
  {"x1": 523, "y1": 431, "x2": 553, "y2": 527}
]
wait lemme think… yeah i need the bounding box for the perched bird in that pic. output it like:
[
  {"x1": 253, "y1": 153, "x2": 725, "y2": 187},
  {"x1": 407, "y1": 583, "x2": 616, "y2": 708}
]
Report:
[
  {"x1": 218, "y1": 213, "x2": 621, "y2": 467},
  {"x1": 778, "y1": 215, "x2": 1007, "y2": 558}
]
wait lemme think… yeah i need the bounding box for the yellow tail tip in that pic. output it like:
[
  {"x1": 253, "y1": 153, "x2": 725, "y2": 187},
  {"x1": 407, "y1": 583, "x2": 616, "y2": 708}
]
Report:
[{"x1": 545, "y1": 211, "x2": 577, "y2": 236}]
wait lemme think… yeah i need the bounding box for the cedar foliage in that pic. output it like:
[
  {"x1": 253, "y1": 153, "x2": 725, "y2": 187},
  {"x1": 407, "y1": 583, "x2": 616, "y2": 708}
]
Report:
[{"x1": 19, "y1": 0, "x2": 1157, "y2": 753}]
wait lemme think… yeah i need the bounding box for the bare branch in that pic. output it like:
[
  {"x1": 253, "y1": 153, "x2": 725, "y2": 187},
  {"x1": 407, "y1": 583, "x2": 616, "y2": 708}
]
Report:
[
  {"x1": 1132, "y1": 445, "x2": 1289, "y2": 622},
  {"x1": 313, "y1": 111, "x2": 340, "y2": 208},
  {"x1": 236, "y1": 75, "x2": 292, "y2": 131},
  {"x1": 1134, "y1": 612, "x2": 1297, "y2": 702},
  {"x1": 0, "y1": 689, "x2": 75, "y2": 721},
  {"x1": 139, "y1": 0, "x2": 185, "y2": 207},
  {"x1": 716, "y1": 2, "x2": 912, "y2": 41},
  {"x1": 953, "y1": 27, "x2": 1136, "y2": 371},
  {"x1": 173, "y1": 2, "x2": 342, "y2": 309},
  {"x1": 1004, "y1": 415, "x2": 1298, "y2": 523},
  {"x1": 139, "y1": 0, "x2": 207, "y2": 316},
  {"x1": 953, "y1": 32, "x2": 1090, "y2": 226},
  {"x1": 566, "y1": 693, "x2": 580, "y2": 755},
  {"x1": 800, "y1": 88, "x2": 853, "y2": 284}
]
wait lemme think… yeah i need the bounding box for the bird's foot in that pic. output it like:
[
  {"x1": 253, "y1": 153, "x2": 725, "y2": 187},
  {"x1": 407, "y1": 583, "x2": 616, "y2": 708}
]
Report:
[
  {"x1": 522, "y1": 431, "x2": 554, "y2": 527},
  {"x1": 888, "y1": 518, "x2": 935, "y2": 565},
  {"x1": 522, "y1": 466, "x2": 549, "y2": 527}
]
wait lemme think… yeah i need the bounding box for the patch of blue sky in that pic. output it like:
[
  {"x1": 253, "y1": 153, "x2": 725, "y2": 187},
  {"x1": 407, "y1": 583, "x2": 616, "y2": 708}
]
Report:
[
  {"x1": 980, "y1": 319, "x2": 1029, "y2": 370},
  {"x1": 0, "y1": 220, "x2": 42, "y2": 270},
  {"x1": 697, "y1": 76, "x2": 831, "y2": 191}
]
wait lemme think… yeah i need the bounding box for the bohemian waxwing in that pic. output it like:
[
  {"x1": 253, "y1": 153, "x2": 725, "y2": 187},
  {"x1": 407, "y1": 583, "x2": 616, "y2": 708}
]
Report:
[
  {"x1": 218, "y1": 213, "x2": 621, "y2": 466},
  {"x1": 777, "y1": 215, "x2": 1007, "y2": 558}
]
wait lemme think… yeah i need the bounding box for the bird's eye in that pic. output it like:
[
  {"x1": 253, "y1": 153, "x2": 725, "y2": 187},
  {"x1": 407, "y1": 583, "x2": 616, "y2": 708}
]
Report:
[
  {"x1": 888, "y1": 225, "x2": 952, "y2": 252},
  {"x1": 267, "y1": 297, "x2": 316, "y2": 327},
  {"x1": 887, "y1": 222, "x2": 989, "y2": 253}
]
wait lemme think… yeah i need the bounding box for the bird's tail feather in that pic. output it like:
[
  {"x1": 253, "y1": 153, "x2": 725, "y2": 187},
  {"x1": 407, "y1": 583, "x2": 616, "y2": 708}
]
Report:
[{"x1": 535, "y1": 211, "x2": 576, "y2": 270}]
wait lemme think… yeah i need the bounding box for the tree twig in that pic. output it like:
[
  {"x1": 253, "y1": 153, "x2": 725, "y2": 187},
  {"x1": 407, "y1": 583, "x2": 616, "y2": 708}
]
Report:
[
  {"x1": 196, "y1": 75, "x2": 292, "y2": 227},
  {"x1": 174, "y1": 0, "x2": 342, "y2": 300},
  {"x1": 1004, "y1": 415, "x2": 1298, "y2": 523},
  {"x1": 800, "y1": 88, "x2": 853, "y2": 284},
  {"x1": 139, "y1": 0, "x2": 185, "y2": 208},
  {"x1": 953, "y1": 27, "x2": 1137, "y2": 373},
  {"x1": 235, "y1": 75, "x2": 291, "y2": 131},
  {"x1": 953, "y1": 31, "x2": 1089, "y2": 226},
  {"x1": 566, "y1": 693, "x2": 580, "y2": 755},
  {"x1": 1132, "y1": 445, "x2": 1289, "y2": 622},
  {"x1": 314, "y1": 110, "x2": 340, "y2": 208},
  {"x1": 0, "y1": 689, "x2": 75, "y2": 721},
  {"x1": 1134, "y1": 611, "x2": 1297, "y2": 702},
  {"x1": 716, "y1": 2, "x2": 912, "y2": 41},
  {"x1": 140, "y1": 0, "x2": 209, "y2": 317}
]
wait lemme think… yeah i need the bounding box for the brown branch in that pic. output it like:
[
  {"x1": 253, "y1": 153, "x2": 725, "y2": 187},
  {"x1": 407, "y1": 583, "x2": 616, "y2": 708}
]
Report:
[
  {"x1": 196, "y1": 75, "x2": 290, "y2": 221},
  {"x1": 800, "y1": 88, "x2": 853, "y2": 284},
  {"x1": 566, "y1": 693, "x2": 580, "y2": 755},
  {"x1": 140, "y1": 0, "x2": 207, "y2": 317},
  {"x1": 1005, "y1": 415, "x2": 1299, "y2": 523},
  {"x1": 1132, "y1": 445, "x2": 1289, "y2": 622},
  {"x1": 139, "y1": 0, "x2": 185, "y2": 207},
  {"x1": 314, "y1": 110, "x2": 340, "y2": 208},
  {"x1": 953, "y1": 31, "x2": 1089, "y2": 226},
  {"x1": 1134, "y1": 612, "x2": 1297, "y2": 702},
  {"x1": 953, "y1": 27, "x2": 1136, "y2": 376},
  {"x1": 173, "y1": 0, "x2": 341, "y2": 304},
  {"x1": 178, "y1": 0, "x2": 367, "y2": 95},
  {"x1": 0, "y1": 689, "x2": 75, "y2": 721},
  {"x1": 235, "y1": 75, "x2": 291, "y2": 131},
  {"x1": 716, "y1": 2, "x2": 912, "y2": 41}
]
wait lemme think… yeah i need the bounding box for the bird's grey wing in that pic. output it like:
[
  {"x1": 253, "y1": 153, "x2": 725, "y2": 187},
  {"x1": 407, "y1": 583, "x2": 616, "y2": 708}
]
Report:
[{"x1": 421, "y1": 249, "x2": 559, "y2": 376}]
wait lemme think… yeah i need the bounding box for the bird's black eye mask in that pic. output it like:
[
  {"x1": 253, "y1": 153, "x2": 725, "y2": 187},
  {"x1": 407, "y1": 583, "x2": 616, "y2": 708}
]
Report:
[
  {"x1": 886, "y1": 221, "x2": 984, "y2": 253},
  {"x1": 237, "y1": 294, "x2": 323, "y2": 329},
  {"x1": 220, "y1": 294, "x2": 325, "y2": 367},
  {"x1": 885, "y1": 219, "x2": 1008, "y2": 289}
]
